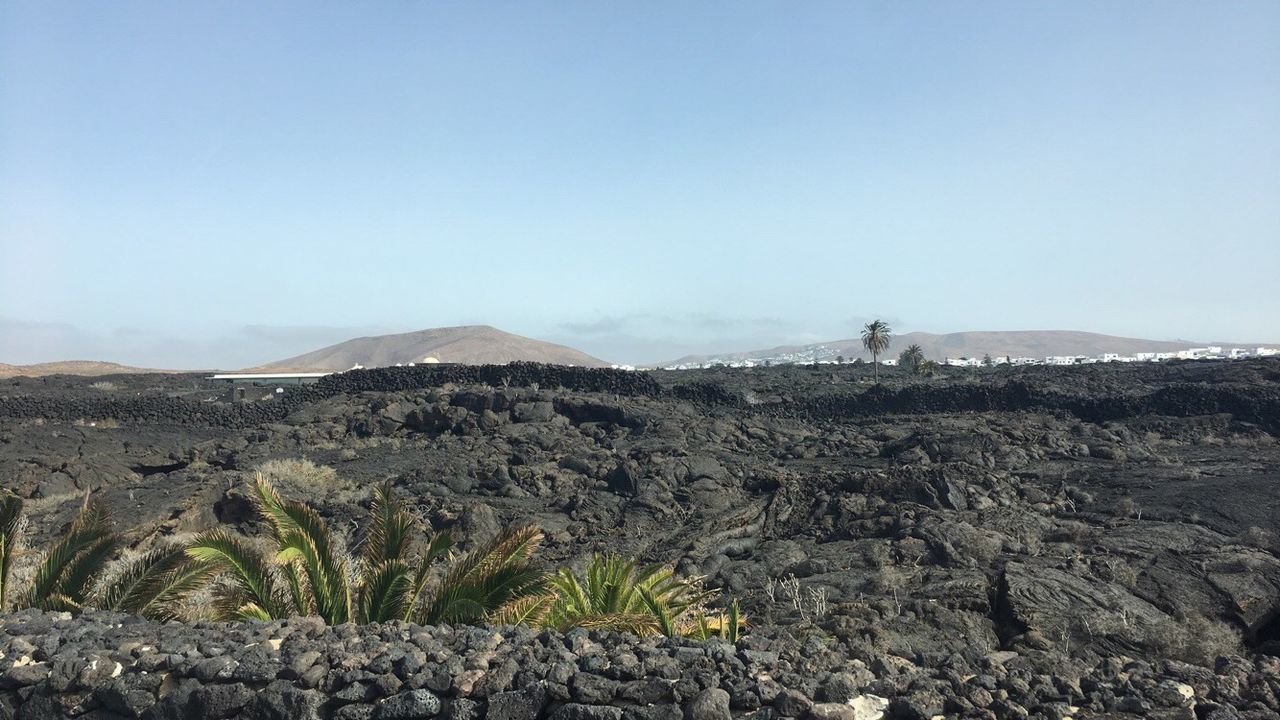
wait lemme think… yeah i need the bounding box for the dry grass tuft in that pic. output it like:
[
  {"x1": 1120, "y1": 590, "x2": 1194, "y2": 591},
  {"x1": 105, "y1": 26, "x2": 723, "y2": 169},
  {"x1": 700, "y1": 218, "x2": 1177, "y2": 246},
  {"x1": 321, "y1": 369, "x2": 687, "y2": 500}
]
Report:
[{"x1": 255, "y1": 458, "x2": 342, "y2": 489}]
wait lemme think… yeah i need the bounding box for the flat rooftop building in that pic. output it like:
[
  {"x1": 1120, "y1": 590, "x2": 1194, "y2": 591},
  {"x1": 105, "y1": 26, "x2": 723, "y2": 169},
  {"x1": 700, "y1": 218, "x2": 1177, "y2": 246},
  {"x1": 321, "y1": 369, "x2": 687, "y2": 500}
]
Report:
[{"x1": 208, "y1": 372, "x2": 331, "y2": 386}]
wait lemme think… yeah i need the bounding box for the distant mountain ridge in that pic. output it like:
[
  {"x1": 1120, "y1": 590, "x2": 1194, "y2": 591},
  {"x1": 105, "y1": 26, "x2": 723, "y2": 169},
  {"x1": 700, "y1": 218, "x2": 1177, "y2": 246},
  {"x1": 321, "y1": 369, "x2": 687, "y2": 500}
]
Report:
[
  {"x1": 0, "y1": 361, "x2": 173, "y2": 378},
  {"x1": 254, "y1": 325, "x2": 608, "y2": 371},
  {"x1": 664, "y1": 330, "x2": 1274, "y2": 367}
]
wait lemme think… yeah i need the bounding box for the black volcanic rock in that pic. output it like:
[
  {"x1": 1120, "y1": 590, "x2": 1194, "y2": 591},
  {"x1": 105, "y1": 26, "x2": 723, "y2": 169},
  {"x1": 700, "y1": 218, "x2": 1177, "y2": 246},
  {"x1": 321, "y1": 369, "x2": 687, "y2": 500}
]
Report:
[{"x1": 1, "y1": 360, "x2": 1280, "y2": 718}]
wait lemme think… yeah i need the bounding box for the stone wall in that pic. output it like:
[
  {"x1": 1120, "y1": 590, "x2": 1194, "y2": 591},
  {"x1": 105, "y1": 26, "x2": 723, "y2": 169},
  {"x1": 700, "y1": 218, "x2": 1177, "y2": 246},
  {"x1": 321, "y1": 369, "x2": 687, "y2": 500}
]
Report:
[
  {"x1": 1, "y1": 362, "x2": 1278, "y2": 435},
  {"x1": 2, "y1": 611, "x2": 1276, "y2": 720}
]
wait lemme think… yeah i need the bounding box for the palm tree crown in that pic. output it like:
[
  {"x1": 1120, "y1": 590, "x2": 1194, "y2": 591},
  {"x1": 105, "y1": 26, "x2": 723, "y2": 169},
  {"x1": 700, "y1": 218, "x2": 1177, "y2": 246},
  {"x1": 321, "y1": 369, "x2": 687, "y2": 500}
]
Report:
[
  {"x1": 899, "y1": 344, "x2": 925, "y2": 373},
  {"x1": 861, "y1": 320, "x2": 892, "y2": 382}
]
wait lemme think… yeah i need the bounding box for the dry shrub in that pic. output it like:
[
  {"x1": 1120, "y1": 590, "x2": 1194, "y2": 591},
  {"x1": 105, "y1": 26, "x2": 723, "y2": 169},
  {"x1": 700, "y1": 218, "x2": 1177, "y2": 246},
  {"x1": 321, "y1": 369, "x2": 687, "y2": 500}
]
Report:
[
  {"x1": 255, "y1": 458, "x2": 342, "y2": 489},
  {"x1": 1114, "y1": 497, "x2": 1139, "y2": 519},
  {"x1": 89, "y1": 381, "x2": 118, "y2": 391},
  {"x1": 1159, "y1": 614, "x2": 1243, "y2": 666},
  {"x1": 1234, "y1": 526, "x2": 1278, "y2": 552},
  {"x1": 1046, "y1": 520, "x2": 1093, "y2": 543}
]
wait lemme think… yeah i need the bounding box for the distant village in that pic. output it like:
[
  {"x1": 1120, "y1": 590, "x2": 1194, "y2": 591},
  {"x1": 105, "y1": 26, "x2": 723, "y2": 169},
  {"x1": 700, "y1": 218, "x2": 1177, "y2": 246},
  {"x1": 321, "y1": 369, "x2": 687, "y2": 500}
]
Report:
[{"x1": 658, "y1": 345, "x2": 1280, "y2": 371}]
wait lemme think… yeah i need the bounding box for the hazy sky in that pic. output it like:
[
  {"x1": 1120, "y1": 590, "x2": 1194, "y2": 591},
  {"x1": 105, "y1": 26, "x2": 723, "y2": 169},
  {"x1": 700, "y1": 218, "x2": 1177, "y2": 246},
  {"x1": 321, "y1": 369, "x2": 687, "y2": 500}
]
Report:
[{"x1": 2, "y1": 1, "x2": 1278, "y2": 367}]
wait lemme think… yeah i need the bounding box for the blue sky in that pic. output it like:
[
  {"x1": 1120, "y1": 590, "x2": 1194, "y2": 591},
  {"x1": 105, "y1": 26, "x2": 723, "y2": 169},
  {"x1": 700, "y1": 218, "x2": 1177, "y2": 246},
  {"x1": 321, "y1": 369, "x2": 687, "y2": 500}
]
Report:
[{"x1": 2, "y1": 1, "x2": 1277, "y2": 367}]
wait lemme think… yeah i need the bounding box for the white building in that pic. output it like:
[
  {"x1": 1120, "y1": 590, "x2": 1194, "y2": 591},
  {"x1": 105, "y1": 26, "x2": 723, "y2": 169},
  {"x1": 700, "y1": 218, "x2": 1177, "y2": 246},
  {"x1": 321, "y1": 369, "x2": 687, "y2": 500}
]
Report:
[{"x1": 1258, "y1": 347, "x2": 1280, "y2": 357}]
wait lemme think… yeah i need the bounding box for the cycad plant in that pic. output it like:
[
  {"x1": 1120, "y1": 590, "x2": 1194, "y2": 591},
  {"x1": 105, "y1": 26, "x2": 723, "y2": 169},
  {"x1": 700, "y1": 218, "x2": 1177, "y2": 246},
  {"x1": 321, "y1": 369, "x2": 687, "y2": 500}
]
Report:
[
  {"x1": 187, "y1": 475, "x2": 546, "y2": 625},
  {"x1": 538, "y1": 554, "x2": 743, "y2": 640},
  {"x1": 861, "y1": 320, "x2": 892, "y2": 383}
]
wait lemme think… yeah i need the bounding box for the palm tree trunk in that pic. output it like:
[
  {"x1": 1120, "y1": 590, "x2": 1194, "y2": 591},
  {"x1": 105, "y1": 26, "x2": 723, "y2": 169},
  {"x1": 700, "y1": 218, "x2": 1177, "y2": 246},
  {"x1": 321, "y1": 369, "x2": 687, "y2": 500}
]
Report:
[{"x1": 873, "y1": 352, "x2": 879, "y2": 382}]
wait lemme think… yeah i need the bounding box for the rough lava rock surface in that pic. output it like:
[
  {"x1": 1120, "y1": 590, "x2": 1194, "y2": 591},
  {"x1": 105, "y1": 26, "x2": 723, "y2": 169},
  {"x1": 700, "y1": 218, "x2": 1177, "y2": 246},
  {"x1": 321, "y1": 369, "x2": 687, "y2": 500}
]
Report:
[{"x1": 2, "y1": 359, "x2": 1279, "y2": 718}]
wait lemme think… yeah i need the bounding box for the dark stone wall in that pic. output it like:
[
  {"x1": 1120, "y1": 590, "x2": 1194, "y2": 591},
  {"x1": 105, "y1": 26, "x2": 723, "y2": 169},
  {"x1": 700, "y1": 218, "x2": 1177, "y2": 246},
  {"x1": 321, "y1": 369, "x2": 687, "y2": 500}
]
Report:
[
  {"x1": 1, "y1": 363, "x2": 1277, "y2": 435},
  {"x1": 2, "y1": 610, "x2": 1276, "y2": 720}
]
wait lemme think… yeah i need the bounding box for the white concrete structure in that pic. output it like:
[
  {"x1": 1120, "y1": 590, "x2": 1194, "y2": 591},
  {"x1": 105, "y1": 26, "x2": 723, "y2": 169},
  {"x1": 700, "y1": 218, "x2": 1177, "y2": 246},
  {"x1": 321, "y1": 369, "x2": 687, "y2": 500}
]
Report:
[{"x1": 208, "y1": 372, "x2": 331, "y2": 386}]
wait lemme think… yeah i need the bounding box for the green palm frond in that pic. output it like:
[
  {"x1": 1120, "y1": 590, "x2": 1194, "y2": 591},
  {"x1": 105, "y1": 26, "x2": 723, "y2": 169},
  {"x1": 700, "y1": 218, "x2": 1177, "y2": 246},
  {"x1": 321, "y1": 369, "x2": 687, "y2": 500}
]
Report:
[
  {"x1": 55, "y1": 534, "x2": 122, "y2": 606},
  {"x1": 92, "y1": 544, "x2": 218, "y2": 622},
  {"x1": 187, "y1": 528, "x2": 288, "y2": 620},
  {"x1": 423, "y1": 563, "x2": 547, "y2": 625},
  {"x1": 250, "y1": 472, "x2": 352, "y2": 624},
  {"x1": 250, "y1": 473, "x2": 301, "y2": 540},
  {"x1": 274, "y1": 502, "x2": 351, "y2": 625},
  {"x1": 357, "y1": 559, "x2": 412, "y2": 624},
  {"x1": 725, "y1": 599, "x2": 743, "y2": 643},
  {"x1": 362, "y1": 482, "x2": 414, "y2": 567},
  {"x1": 401, "y1": 532, "x2": 453, "y2": 623},
  {"x1": 487, "y1": 594, "x2": 554, "y2": 627},
  {"x1": 419, "y1": 525, "x2": 545, "y2": 625},
  {"x1": 546, "y1": 554, "x2": 722, "y2": 638},
  {"x1": 636, "y1": 584, "x2": 678, "y2": 637},
  {"x1": 0, "y1": 494, "x2": 23, "y2": 610},
  {"x1": 21, "y1": 495, "x2": 120, "y2": 611},
  {"x1": 547, "y1": 567, "x2": 592, "y2": 619}
]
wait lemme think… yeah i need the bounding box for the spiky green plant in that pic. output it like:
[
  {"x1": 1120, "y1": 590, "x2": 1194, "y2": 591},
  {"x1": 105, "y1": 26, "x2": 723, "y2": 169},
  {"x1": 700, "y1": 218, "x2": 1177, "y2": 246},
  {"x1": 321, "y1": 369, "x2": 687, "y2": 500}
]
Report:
[
  {"x1": 861, "y1": 320, "x2": 892, "y2": 382},
  {"x1": 544, "y1": 554, "x2": 724, "y2": 638},
  {"x1": 681, "y1": 599, "x2": 745, "y2": 643},
  {"x1": 19, "y1": 495, "x2": 121, "y2": 612},
  {"x1": 1, "y1": 492, "x2": 212, "y2": 619},
  {"x1": 0, "y1": 494, "x2": 23, "y2": 609},
  {"x1": 91, "y1": 544, "x2": 220, "y2": 622},
  {"x1": 187, "y1": 527, "x2": 292, "y2": 621},
  {"x1": 189, "y1": 475, "x2": 545, "y2": 626},
  {"x1": 419, "y1": 524, "x2": 546, "y2": 625}
]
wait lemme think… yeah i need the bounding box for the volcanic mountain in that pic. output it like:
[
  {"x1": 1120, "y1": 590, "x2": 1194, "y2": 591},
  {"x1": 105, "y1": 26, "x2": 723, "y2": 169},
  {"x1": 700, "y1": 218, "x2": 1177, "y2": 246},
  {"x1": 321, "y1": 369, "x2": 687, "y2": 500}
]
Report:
[
  {"x1": 255, "y1": 325, "x2": 609, "y2": 370},
  {"x1": 0, "y1": 361, "x2": 172, "y2": 378},
  {"x1": 666, "y1": 330, "x2": 1270, "y2": 366}
]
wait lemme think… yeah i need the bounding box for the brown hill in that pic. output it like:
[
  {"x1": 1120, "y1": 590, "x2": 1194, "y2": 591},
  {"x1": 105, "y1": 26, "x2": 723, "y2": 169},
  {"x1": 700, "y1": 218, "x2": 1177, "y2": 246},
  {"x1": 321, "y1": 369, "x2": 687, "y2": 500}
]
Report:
[
  {"x1": 255, "y1": 325, "x2": 609, "y2": 371},
  {"x1": 667, "y1": 330, "x2": 1272, "y2": 366},
  {"x1": 0, "y1": 361, "x2": 173, "y2": 378}
]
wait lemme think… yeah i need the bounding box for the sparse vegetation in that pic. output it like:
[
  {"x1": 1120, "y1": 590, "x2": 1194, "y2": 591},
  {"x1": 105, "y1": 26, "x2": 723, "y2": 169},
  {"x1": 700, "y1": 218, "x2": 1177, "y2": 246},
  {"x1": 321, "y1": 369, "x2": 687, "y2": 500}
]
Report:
[
  {"x1": 1115, "y1": 497, "x2": 1140, "y2": 520},
  {"x1": 1163, "y1": 614, "x2": 1243, "y2": 666},
  {"x1": 256, "y1": 457, "x2": 341, "y2": 489},
  {"x1": 1234, "y1": 525, "x2": 1278, "y2": 552}
]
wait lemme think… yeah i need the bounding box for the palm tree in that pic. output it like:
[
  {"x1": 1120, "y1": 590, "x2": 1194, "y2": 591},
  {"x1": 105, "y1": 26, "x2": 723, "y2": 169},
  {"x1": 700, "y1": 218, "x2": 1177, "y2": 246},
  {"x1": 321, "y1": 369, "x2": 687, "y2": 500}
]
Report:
[
  {"x1": 91, "y1": 544, "x2": 221, "y2": 621},
  {"x1": 534, "y1": 554, "x2": 743, "y2": 641},
  {"x1": 861, "y1": 320, "x2": 892, "y2": 382},
  {"x1": 20, "y1": 495, "x2": 121, "y2": 612},
  {"x1": 899, "y1": 344, "x2": 925, "y2": 374},
  {"x1": 0, "y1": 491, "x2": 211, "y2": 619},
  {"x1": 187, "y1": 475, "x2": 545, "y2": 625}
]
